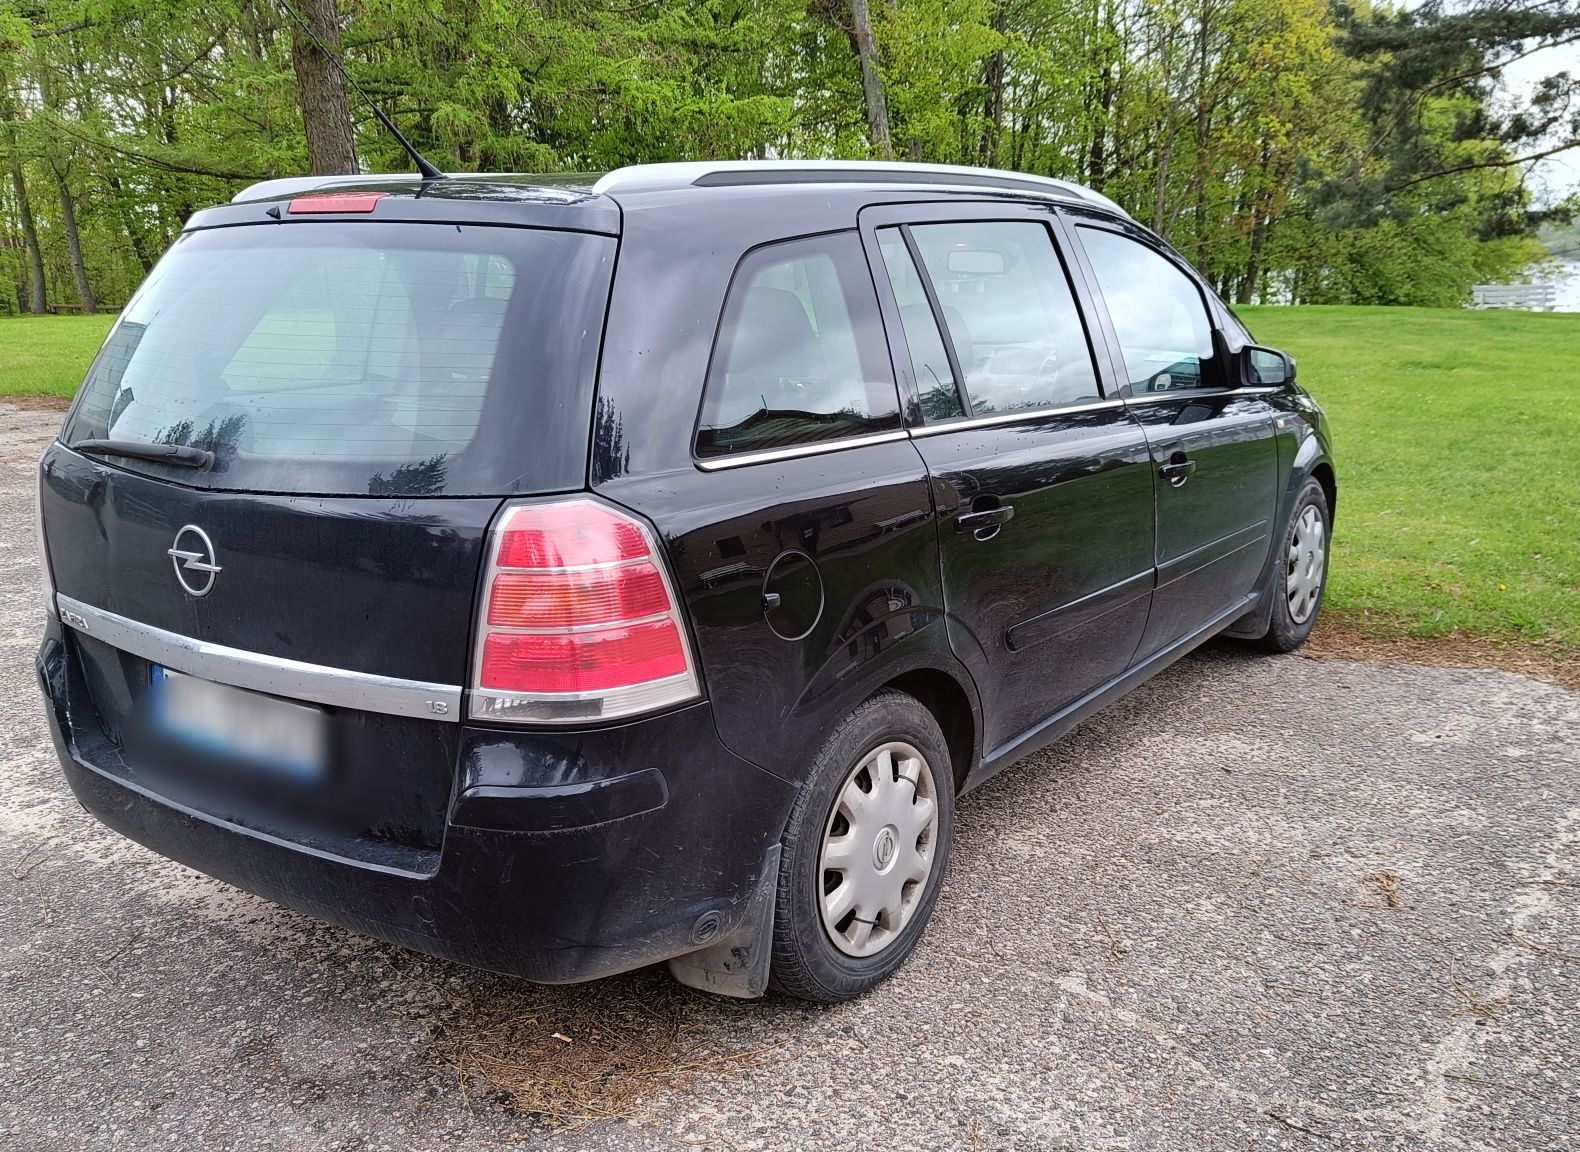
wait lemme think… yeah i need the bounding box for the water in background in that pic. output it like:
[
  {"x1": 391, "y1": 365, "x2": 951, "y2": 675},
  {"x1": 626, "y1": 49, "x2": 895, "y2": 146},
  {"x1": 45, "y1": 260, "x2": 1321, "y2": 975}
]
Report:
[{"x1": 1552, "y1": 260, "x2": 1580, "y2": 311}]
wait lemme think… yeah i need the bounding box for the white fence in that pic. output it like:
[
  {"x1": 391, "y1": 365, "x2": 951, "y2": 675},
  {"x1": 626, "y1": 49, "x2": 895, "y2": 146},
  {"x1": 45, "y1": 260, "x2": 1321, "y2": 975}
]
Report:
[{"x1": 1471, "y1": 282, "x2": 1558, "y2": 310}]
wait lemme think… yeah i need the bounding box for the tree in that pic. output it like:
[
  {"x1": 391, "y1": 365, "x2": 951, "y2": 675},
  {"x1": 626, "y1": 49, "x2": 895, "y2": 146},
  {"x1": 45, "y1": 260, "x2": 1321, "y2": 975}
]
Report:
[
  {"x1": 850, "y1": 0, "x2": 894, "y2": 158},
  {"x1": 38, "y1": 58, "x2": 94, "y2": 312},
  {"x1": 288, "y1": 0, "x2": 357, "y2": 175},
  {"x1": 0, "y1": 0, "x2": 1566, "y2": 314},
  {"x1": 0, "y1": 74, "x2": 45, "y2": 313}
]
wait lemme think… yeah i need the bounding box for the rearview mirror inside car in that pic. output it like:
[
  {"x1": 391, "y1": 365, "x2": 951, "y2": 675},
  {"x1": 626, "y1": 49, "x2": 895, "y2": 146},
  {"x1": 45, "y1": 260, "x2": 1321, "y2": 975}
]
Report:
[{"x1": 946, "y1": 248, "x2": 1006, "y2": 276}]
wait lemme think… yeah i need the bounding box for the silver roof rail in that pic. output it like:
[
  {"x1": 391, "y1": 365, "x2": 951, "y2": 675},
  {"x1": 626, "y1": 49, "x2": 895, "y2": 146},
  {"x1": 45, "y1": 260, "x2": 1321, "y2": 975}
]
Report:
[{"x1": 590, "y1": 160, "x2": 1130, "y2": 217}]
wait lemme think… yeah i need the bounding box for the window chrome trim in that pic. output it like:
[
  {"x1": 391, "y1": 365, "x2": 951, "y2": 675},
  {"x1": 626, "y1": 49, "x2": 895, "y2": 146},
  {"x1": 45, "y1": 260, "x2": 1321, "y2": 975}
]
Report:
[
  {"x1": 1122, "y1": 385, "x2": 1285, "y2": 406},
  {"x1": 907, "y1": 398, "x2": 1125, "y2": 437},
  {"x1": 55, "y1": 595, "x2": 462, "y2": 723},
  {"x1": 695, "y1": 429, "x2": 910, "y2": 471},
  {"x1": 900, "y1": 385, "x2": 1280, "y2": 436}
]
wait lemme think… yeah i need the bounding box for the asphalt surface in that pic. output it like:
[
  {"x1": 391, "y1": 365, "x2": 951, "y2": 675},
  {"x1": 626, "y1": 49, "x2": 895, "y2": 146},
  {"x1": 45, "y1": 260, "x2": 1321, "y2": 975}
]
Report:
[{"x1": 2, "y1": 399, "x2": 1577, "y2": 1151}]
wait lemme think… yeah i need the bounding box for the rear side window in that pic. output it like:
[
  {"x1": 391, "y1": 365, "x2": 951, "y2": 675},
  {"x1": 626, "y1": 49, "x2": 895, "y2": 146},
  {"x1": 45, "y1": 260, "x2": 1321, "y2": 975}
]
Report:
[
  {"x1": 696, "y1": 233, "x2": 900, "y2": 460},
  {"x1": 907, "y1": 221, "x2": 1101, "y2": 416},
  {"x1": 875, "y1": 229, "x2": 965, "y2": 422},
  {"x1": 1076, "y1": 226, "x2": 1216, "y2": 394},
  {"x1": 64, "y1": 222, "x2": 614, "y2": 496}
]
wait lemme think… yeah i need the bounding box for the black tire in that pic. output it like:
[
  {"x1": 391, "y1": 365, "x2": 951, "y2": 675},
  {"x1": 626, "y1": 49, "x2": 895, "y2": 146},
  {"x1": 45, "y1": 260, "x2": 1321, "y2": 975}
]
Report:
[
  {"x1": 1250, "y1": 477, "x2": 1331, "y2": 652},
  {"x1": 769, "y1": 690, "x2": 956, "y2": 1003}
]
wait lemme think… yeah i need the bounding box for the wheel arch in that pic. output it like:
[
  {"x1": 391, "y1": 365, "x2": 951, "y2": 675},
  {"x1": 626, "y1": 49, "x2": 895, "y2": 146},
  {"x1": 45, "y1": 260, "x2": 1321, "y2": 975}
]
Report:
[
  {"x1": 870, "y1": 666, "x2": 979, "y2": 795},
  {"x1": 1310, "y1": 460, "x2": 1337, "y2": 522}
]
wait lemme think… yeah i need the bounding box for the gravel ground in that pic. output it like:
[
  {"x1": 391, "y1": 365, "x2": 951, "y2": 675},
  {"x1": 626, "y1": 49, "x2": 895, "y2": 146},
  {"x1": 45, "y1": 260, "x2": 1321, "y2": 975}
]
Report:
[{"x1": 2, "y1": 400, "x2": 1577, "y2": 1151}]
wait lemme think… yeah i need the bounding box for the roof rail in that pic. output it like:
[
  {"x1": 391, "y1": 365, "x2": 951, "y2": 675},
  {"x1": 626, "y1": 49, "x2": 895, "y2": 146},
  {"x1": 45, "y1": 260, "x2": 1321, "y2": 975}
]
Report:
[{"x1": 590, "y1": 160, "x2": 1130, "y2": 217}]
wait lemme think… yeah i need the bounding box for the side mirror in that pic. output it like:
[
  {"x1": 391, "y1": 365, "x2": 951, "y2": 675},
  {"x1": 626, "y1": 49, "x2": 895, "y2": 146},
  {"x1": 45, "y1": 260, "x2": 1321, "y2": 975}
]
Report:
[{"x1": 1244, "y1": 345, "x2": 1296, "y2": 388}]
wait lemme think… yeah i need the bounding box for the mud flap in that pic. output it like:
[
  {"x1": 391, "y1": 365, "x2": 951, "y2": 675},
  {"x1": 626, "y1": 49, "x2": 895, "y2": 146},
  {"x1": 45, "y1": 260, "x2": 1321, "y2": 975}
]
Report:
[
  {"x1": 1222, "y1": 534, "x2": 1277, "y2": 640},
  {"x1": 667, "y1": 844, "x2": 780, "y2": 999},
  {"x1": 1220, "y1": 586, "x2": 1271, "y2": 639}
]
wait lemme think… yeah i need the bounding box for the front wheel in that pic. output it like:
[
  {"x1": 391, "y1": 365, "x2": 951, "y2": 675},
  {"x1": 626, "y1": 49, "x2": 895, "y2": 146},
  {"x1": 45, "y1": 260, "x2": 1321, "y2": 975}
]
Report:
[
  {"x1": 1251, "y1": 477, "x2": 1331, "y2": 652},
  {"x1": 769, "y1": 690, "x2": 955, "y2": 1002}
]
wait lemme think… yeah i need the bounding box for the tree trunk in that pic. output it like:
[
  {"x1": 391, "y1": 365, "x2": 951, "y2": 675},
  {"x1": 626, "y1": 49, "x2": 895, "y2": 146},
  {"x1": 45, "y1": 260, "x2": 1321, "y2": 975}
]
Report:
[
  {"x1": 3, "y1": 209, "x2": 26, "y2": 314},
  {"x1": 1009, "y1": 77, "x2": 1038, "y2": 171},
  {"x1": 105, "y1": 172, "x2": 157, "y2": 274},
  {"x1": 1190, "y1": 0, "x2": 1215, "y2": 267},
  {"x1": 0, "y1": 75, "x2": 45, "y2": 314},
  {"x1": 57, "y1": 179, "x2": 95, "y2": 314},
  {"x1": 850, "y1": 0, "x2": 894, "y2": 160},
  {"x1": 1085, "y1": 0, "x2": 1118, "y2": 192},
  {"x1": 1149, "y1": 22, "x2": 1176, "y2": 234},
  {"x1": 1152, "y1": 133, "x2": 1173, "y2": 234},
  {"x1": 979, "y1": 1, "x2": 1008, "y2": 167},
  {"x1": 290, "y1": 0, "x2": 359, "y2": 175},
  {"x1": 6, "y1": 142, "x2": 46, "y2": 314},
  {"x1": 1087, "y1": 60, "x2": 1113, "y2": 191},
  {"x1": 1236, "y1": 150, "x2": 1274, "y2": 306},
  {"x1": 38, "y1": 65, "x2": 95, "y2": 314}
]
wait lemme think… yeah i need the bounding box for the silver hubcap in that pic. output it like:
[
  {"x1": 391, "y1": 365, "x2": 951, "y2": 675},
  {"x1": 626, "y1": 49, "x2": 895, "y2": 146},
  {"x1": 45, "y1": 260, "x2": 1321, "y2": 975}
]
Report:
[
  {"x1": 1286, "y1": 504, "x2": 1327, "y2": 624},
  {"x1": 818, "y1": 741, "x2": 939, "y2": 958}
]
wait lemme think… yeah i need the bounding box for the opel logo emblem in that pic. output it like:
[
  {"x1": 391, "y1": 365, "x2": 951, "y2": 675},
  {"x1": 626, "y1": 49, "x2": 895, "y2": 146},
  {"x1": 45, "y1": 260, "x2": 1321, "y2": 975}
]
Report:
[
  {"x1": 167, "y1": 525, "x2": 222, "y2": 597},
  {"x1": 873, "y1": 827, "x2": 897, "y2": 871}
]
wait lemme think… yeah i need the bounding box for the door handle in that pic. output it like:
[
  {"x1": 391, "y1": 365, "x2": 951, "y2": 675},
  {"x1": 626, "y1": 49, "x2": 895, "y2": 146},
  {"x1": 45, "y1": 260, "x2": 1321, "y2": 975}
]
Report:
[
  {"x1": 956, "y1": 504, "x2": 1014, "y2": 538},
  {"x1": 1159, "y1": 455, "x2": 1197, "y2": 487}
]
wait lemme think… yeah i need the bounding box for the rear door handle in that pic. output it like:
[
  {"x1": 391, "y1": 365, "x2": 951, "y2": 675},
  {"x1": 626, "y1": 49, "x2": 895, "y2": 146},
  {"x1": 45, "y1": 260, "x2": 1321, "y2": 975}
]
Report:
[
  {"x1": 1159, "y1": 456, "x2": 1197, "y2": 486},
  {"x1": 956, "y1": 505, "x2": 1015, "y2": 535}
]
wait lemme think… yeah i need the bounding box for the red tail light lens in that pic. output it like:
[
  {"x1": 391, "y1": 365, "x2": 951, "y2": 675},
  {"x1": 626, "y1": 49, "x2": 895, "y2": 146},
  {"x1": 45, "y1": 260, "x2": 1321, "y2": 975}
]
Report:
[
  {"x1": 470, "y1": 499, "x2": 700, "y2": 723},
  {"x1": 495, "y1": 502, "x2": 648, "y2": 569},
  {"x1": 481, "y1": 621, "x2": 689, "y2": 694},
  {"x1": 288, "y1": 192, "x2": 386, "y2": 214}
]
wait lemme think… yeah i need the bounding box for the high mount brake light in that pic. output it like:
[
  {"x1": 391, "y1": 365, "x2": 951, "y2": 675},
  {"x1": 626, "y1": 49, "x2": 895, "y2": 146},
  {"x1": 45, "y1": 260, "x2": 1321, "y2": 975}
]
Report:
[
  {"x1": 470, "y1": 498, "x2": 701, "y2": 724},
  {"x1": 288, "y1": 192, "x2": 387, "y2": 214}
]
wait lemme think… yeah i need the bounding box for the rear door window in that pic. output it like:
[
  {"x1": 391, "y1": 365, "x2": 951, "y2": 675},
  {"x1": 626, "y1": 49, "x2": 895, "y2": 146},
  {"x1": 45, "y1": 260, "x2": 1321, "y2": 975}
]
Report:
[
  {"x1": 1075, "y1": 226, "x2": 1218, "y2": 395},
  {"x1": 64, "y1": 222, "x2": 614, "y2": 496},
  {"x1": 907, "y1": 221, "x2": 1101, "y2": 416},
  {"x1": 696, "y1": 232, "x2": 901, "y2": 460},
  {"x1": 874, "y1": 229, "x2": 965, "y2": 422}
]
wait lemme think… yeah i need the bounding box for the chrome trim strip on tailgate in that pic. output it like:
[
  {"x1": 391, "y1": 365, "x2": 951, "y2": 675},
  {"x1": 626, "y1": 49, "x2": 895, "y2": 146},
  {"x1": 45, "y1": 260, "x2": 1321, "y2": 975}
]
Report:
[{"x1": 55, "y1": 595, "x2": 463, "y2": 723}]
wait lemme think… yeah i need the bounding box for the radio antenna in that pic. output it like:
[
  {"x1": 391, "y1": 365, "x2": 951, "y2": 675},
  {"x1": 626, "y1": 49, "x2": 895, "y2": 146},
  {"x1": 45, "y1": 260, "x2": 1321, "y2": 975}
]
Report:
[{"x1": 278, "y1": 1, "x2": 447, "y2": 181}]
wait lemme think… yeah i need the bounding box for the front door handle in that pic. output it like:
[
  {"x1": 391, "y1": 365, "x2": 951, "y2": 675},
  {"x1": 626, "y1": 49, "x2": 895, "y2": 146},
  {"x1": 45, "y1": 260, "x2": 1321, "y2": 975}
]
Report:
[
  {"x1": 1159, "y1": 455, "x2": 1197, "y2": 487},
  {"x1": 956, "y1": 503, "x2": 1014, "y2": 540}
]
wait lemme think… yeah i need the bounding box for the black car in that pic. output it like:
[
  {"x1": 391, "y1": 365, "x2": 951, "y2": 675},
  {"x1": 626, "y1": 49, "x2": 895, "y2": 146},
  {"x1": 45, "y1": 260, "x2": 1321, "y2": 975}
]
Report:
[{"x1": 34, "y1": 161, "x2": 1334, "y2": 1002}]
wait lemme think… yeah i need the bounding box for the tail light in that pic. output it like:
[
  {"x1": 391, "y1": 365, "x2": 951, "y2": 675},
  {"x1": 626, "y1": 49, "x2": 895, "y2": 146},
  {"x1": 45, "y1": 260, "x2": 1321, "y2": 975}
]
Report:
[
  {"x1": 288, "y1": 192, "x2": 386, "y2": 214},
  {"x1": 470, "y1": 498, "x2": 701, "y2": 723}
]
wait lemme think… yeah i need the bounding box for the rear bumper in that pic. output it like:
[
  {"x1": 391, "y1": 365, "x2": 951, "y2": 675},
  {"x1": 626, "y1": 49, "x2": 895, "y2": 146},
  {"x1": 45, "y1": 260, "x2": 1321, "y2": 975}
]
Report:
[{"x1": 37, "y1": 624, "x2": 796, "y2": 984}]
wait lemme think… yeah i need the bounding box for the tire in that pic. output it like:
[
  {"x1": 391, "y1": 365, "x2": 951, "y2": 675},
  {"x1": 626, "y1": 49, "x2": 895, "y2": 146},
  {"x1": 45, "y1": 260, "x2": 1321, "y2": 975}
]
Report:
[
  {"x1": 1250, "y1": 477, "x2": 1331, "y2": 652},
  {"x1": 769, "y1": 690, "x2": 956, "y2": 1003}
]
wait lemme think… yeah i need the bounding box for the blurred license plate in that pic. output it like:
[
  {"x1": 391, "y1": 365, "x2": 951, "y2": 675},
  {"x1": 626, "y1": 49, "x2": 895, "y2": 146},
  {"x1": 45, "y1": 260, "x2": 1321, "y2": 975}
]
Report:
[{"x1": 149, "y1": 667, "x2": 327, "y2": 780}]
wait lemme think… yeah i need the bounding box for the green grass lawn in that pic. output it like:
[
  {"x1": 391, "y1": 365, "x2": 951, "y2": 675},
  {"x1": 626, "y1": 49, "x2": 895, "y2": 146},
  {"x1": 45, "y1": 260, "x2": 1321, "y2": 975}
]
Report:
[
  {"x1": 1243, "y1": 305, "x2": 1580, "y2": 650},
  {"x1": 0, "y1": 314, "x2": 116, "y2": 397},
  {"x1": 3, "y1": 306, "x2": 1577, "y2": 651}
]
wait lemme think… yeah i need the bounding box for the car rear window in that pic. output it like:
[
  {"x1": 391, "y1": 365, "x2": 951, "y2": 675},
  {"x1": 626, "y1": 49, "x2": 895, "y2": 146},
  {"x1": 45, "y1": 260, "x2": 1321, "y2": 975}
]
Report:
[{"x1": 63, "y1": 222, "x2": 614, "y2": 496}]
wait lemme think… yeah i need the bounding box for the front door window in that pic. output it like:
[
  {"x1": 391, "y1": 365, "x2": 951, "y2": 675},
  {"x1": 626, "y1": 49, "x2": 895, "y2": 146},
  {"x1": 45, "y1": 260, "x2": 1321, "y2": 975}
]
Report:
[{"x1": 1076, "y1": 227, "x2": 1217, "y2": 395}]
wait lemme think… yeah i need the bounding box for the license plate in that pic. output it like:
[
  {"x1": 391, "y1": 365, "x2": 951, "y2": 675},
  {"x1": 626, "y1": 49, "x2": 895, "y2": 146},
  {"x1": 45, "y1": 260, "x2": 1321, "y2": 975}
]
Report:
[{"x1": 149, "y1": 666, "x2": 327, "y2": 780}]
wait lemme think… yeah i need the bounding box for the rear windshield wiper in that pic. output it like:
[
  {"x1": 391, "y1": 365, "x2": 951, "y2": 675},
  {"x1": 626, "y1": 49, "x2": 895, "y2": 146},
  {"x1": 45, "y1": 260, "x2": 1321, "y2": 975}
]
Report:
[{"x1": 70, "y1": 438, "x2": 214, "y2": 471}]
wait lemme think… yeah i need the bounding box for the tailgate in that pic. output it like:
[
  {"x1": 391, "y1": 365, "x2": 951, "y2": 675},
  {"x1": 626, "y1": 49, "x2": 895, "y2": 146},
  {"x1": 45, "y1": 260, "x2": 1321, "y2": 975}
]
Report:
[
  {"x1": 41, "y1": 450, "x2": 497, "y2": 861},
  {"x1": 36, "y1": 214, "x2": 616, "y2": 859}
]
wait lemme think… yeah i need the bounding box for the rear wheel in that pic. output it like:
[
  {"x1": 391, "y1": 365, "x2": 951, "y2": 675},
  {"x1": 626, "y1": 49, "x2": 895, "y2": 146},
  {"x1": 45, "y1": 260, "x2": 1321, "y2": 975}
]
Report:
[
  {"x1": 769, "y1": 690, "x2": 955, "y2": 1002},
  {"x1": 1251, "y1": 478, "x2": 1330, "y2": 652}
]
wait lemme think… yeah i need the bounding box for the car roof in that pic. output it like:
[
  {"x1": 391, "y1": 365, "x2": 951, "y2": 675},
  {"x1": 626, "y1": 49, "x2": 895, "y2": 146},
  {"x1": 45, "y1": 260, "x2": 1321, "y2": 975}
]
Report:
[{"x1": 229, "y1": 160, "x2": 1130, "y2": 219}]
